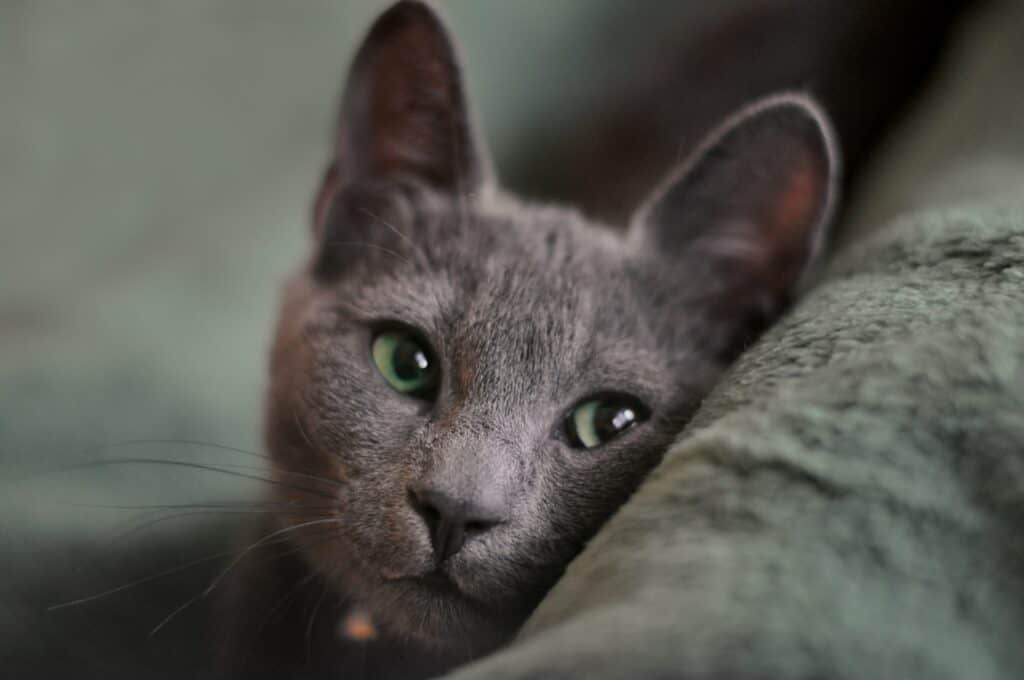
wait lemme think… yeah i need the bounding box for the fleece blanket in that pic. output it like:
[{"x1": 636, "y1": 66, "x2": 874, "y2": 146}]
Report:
[{"x1": 447, "y1": 2, "x2": 1024, "y2": 678}]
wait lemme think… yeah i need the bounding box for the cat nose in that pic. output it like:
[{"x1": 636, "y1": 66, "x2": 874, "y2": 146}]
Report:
[{"x1": 408, "y1": 486, "x2": 507, "y2": 562}]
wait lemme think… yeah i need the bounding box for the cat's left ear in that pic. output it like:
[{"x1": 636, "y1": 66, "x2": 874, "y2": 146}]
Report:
[
  {"x1": 314, "y1": 0, "x2": 490, "y2": 228},
  {"x1": 631, "y1": 93, "x2": 839, "y2": 328}
]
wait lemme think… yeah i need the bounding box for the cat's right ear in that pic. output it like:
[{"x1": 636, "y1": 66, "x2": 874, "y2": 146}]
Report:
[
  {"x1": 313, "y1": 0, "x2": 490, "y2": 233},
  {"x1": 630, "y1": 94, "x2": 838, "y2": 351}
]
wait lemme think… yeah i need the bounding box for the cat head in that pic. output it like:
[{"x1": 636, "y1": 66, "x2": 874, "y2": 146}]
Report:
[{"x1": 265, "y1": 0, "x2": 837, "y2": 661}]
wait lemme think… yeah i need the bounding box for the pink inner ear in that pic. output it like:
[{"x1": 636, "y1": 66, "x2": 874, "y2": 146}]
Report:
[
  {"x1": 700, "y1": 147, "x2": 827, "y2": 310},
  {"x1": 769, "y1": 151, "x2": 821, "y2": 244},
  {"x1": 743, "y1": 149, "x2": 826, "y2": 293},
  {"x1": 700, "y1": 150, "x2": 824, "y2": 272}
]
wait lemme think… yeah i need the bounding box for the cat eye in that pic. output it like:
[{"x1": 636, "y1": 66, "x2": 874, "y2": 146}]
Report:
[
  {"x1": 566, "y1": 396, "x2": 650, "y2": 449},
  {"x1": 371, "y1": 329, "x2": 439, "y2": 399}
]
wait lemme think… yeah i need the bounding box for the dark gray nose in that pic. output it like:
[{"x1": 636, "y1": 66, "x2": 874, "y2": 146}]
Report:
[{"x1": 408, "y1": 486, "x2": 507, "y2": 562}]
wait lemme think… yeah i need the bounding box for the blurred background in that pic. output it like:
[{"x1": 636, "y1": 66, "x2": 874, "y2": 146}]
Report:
[
  {"x1": 1, "y1": 0, "x2": 1000, "y2": 674},
  {"x1": 1, "y1": 0, "x2": 636, "y2": 537}
]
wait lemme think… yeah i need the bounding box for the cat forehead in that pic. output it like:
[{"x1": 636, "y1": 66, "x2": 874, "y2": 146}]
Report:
[
  {"x1": 310, "y1": 194, "x2": 713, "y2": 402},
  {"x1": 332, "y1": 196, "x2": 652, "y2": 329},
  {"x1": 423, "y1": 194, "x2": 626, "y2": 267},
  {"x1": 320, "y1": 198, "x2": 687, "y2": 355}
]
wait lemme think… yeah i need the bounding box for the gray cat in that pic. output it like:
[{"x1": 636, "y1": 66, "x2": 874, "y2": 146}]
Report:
[{"x1": 218, "y1": 1, "x2": 838, "y2": 677}]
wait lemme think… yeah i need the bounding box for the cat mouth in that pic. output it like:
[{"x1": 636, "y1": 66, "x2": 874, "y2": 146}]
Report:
[
  {"x1": 372, "y1": 564, "x2": 525, "y2": 651},
  {"x1": 416, "y1": 569, "x2": 463, "y2": 595},
  {"x1": 374, "y1": 568, "x2": 500, "y2": 645},
  {"x1": 381, "y1": 566, "x2": 497, "y2": 616},
  {"x1": 387, "y1": 568, "x2": 467, "y2": 599}
]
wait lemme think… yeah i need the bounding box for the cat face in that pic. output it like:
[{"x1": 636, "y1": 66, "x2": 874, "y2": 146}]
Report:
[{"x1": 263, "y1": 0, "x2": 837, "y2": 659}]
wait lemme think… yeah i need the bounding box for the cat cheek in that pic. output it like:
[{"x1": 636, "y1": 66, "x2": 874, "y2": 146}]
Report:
[{"x1": 347, "y1": 488, "x2": 434, "y2": 579}]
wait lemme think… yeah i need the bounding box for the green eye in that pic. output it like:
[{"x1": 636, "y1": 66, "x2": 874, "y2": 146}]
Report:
[
  {"x1": 371, "y1": 330, "x2": 438, "y2": 398},
  {"x1": 567, "y1": 397, "x2": 649, "y2": 449}
]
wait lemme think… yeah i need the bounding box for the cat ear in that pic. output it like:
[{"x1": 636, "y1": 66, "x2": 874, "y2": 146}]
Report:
[
  {"x1": 631, "y1": 93, "x2": 838, "y2": 329},
  {"x1": 314, "y1": 0, "x2": 489, "y2": 230}
]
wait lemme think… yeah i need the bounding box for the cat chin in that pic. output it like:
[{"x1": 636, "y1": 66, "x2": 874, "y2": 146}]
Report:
[
  {"x1": 372, "y1": 577, "x2": 515, "y2": 651},
  {"x1": 303, "y1": 539, "x2": 520, "y2": 654},
  {"x1": 279, "y1": 503, "x2": 529, "y2": 656}
]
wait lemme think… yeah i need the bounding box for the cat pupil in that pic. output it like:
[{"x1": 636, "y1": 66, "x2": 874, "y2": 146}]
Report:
[
  {"x1": 394, "y1": 341, "x2": 429, "y2": 381},
  {"x1": 597, "y1": 405, "x2": 636, "y2": 439},
  {"x1": 610, "y1": 407, "x2": 636, "y2": 432}
]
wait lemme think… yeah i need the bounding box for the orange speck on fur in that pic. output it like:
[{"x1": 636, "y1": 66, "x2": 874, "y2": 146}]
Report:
[{"x1": 341, "y1": 610, "x2": 378, "y2": 641}]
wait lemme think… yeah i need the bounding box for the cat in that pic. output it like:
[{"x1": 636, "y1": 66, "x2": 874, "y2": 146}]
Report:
[{"x1": 216, "y1": 1, "x2": 838, "y2": 677}]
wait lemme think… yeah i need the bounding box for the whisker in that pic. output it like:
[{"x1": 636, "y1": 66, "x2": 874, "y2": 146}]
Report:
[
  {"x1": 154, "y1": 459, "x2": 344, "y2": 491},
  {"x1": 258, "y1": 570, "x2": 321, "y2": 634},
  {"x1": 58, "y1": 458, "x2": 340, "y2": 501},
  {"x1": 48, "y1": 545, "x2": 261, "y2": 612},
  {"x1": 305, "y1": 581, "x2": 330, "y2": 661},
  {"x1": 67, "y1": 500, "x2": 335, "y2": 512},
  {"x1": 95, "y1": 506, "x2": 338, "y2": 551},
  {"x1": 322, "y1": 240, "x2": 414, "y2": 267},
  {"x1": 251, "y1": 532, "x2": 349, "y2": 637},
  {"x1": 360, "y1": 207, "x2": 429, "y2": 267},
  {"x1": 292, "y1": 408, "x2": 335, "y2": 467},
  {"x1": 290, "y1": 408, "x2": 356, "y2": 480},
  {"x1": 106, "y1": 439, "x2": 344, "y2": 492},
  {"x1": 148, "y1": 517, "x2": 343, "y2": 637},
  {"x1": 107, "y1": 439, "x2": 272, "y2": 462},
  {"x1": 48, "y1": 524, "x2": 344, "y2": 613}
]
